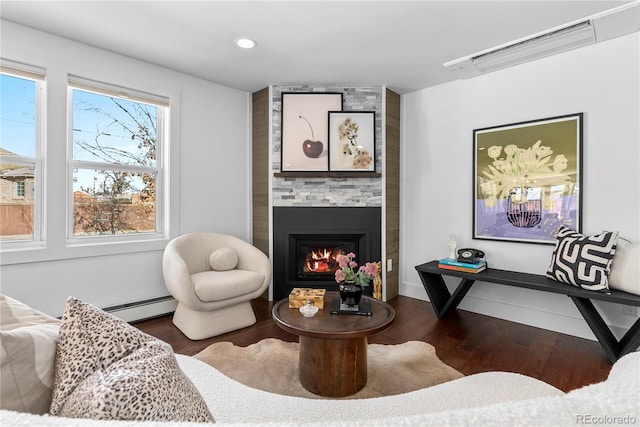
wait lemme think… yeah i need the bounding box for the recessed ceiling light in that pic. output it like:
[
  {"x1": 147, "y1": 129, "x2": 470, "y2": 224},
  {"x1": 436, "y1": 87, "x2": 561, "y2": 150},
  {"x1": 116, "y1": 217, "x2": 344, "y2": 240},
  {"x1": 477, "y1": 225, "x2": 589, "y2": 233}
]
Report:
[{"x1": 235, "y1": 38, "x2": 257, "y2": 49}]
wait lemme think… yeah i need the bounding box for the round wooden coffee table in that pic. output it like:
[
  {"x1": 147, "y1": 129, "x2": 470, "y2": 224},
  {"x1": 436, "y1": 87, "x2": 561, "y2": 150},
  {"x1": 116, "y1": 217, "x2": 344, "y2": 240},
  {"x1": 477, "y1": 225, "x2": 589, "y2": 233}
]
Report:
[{"x1": 272, "y1": 292, "x2": 395, "y2": 397}]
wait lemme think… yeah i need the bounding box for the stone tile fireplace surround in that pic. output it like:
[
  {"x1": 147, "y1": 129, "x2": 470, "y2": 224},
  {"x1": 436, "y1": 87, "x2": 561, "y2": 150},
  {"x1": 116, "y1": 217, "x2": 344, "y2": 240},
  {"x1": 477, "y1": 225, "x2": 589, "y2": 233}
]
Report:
[
  {"x1": 270, "y1": 86, "x2": 384, "y2": 300},
  {"x1": 251, "y1": 85, "x2": 400, "y2": 300}
]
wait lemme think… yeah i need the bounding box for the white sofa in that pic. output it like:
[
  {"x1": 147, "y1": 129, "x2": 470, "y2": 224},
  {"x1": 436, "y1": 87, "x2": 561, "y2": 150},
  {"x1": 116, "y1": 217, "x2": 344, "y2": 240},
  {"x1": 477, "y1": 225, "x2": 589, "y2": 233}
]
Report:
[
  {"x1": 3, "y1": 351, "x2": 639, "y2": 426},
  {"x1": 2, "y1": 294, "x2": 639, "y2": 426}
]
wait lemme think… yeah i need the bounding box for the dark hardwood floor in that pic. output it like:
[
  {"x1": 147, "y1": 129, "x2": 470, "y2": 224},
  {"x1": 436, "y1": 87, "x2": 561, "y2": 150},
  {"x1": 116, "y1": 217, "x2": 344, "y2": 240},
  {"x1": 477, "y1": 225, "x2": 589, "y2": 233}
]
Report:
[{"x1": 133, "y1": 295, "x2": 612, "y2": 393}]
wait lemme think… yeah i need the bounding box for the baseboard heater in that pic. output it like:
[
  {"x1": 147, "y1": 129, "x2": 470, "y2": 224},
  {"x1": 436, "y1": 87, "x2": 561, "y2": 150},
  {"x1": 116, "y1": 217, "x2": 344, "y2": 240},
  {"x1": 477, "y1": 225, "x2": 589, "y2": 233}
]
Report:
[{"x1": 103, "y1": 295, "x2": 177, "y2": 323}]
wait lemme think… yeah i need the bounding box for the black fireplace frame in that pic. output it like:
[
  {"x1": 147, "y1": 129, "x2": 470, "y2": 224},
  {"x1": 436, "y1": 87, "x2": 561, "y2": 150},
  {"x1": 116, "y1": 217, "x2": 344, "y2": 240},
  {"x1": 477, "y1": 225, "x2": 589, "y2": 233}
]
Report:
[{"x1": 273, "y1": 206, "x2": 382, "y2": 300}]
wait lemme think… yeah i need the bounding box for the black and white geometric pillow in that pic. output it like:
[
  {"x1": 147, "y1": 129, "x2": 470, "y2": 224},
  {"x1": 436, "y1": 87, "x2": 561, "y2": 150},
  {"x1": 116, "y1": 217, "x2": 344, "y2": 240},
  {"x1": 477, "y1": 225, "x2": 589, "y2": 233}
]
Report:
[{"x1": 546, "y1": 225, "x2": 619, "y2": 293}]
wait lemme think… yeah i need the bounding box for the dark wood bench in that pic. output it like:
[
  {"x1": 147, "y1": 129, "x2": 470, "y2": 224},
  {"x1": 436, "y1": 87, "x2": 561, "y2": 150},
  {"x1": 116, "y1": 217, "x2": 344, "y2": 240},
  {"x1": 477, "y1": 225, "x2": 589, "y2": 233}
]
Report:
[{"x1": 415, "y1": 260, "x2": 640, "y2": 363}]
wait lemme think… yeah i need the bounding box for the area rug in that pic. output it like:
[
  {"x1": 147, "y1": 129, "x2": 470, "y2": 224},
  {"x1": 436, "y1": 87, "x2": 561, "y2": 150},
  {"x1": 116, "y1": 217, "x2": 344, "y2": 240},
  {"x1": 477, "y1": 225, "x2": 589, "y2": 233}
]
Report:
[{"x1": 193, "y1": 338, "x2": 463, "y2": 399}]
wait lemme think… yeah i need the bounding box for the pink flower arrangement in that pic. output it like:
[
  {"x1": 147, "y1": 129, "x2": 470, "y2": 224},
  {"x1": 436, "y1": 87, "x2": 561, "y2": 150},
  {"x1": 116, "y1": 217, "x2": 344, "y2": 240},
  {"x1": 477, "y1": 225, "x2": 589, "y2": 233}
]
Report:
[{"x1": 334, "y1": 252, "x2": 378, "y2": 287}]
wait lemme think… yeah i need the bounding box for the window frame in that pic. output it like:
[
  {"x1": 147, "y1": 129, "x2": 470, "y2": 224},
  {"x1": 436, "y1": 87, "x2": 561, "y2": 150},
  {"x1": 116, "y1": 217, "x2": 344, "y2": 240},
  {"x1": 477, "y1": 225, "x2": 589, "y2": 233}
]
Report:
[
  {"x1": 0, "y1": 65, "x2": 180, "y2": 266},
  {"x1": 0, "y1": 60, "x2": 45, "y2": 247},
  {"x1": 66, "y1": 77, "x2": 169, "y2": 244}
]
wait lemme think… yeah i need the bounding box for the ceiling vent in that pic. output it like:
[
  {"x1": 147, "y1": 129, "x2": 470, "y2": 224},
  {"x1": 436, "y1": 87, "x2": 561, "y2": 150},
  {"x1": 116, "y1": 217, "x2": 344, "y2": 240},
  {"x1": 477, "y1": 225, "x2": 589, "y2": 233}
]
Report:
[{"x1": 444, "y1": 1, "x2": 640, "y2": 78}]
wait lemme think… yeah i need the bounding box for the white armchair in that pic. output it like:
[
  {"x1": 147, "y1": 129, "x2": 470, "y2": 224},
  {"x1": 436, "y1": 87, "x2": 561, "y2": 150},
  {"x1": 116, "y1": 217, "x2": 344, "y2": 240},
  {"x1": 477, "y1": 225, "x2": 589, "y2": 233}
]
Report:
[{"x1": 162, "y1": 232, "x2": 271, "y2": 340}]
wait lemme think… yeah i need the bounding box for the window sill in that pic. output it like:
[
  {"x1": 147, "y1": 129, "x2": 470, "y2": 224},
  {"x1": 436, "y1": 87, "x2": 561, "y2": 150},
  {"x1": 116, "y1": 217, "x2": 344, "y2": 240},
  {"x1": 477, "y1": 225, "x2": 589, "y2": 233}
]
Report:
[{"x1": 0, "y1": 236, "x2": 170, "y2": 266}]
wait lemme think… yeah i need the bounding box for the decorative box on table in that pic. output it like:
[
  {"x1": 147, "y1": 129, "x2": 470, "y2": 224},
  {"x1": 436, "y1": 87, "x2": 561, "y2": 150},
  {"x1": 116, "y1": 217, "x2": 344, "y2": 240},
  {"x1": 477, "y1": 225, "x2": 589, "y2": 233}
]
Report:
[{"x1": 288, "y1": 288, "x2": 326, "y2": 309}]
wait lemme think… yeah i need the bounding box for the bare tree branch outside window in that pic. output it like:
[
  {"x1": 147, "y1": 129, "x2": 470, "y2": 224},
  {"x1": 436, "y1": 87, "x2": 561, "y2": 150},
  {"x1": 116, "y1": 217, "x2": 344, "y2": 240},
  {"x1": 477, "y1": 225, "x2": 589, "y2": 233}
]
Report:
[{"x1": 72, "y1": 90, "x2": 159, "y2": 236}]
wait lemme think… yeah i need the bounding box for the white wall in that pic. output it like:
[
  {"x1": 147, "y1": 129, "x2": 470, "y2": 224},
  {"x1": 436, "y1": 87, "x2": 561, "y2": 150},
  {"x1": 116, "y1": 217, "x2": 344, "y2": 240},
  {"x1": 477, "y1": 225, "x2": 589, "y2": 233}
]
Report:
[
  {"x1": 400, "y1": 33, "x2": 640, "y2": 340},
  {"x1": 0, "y1": 22, "x2": 251, "y2": 317}
]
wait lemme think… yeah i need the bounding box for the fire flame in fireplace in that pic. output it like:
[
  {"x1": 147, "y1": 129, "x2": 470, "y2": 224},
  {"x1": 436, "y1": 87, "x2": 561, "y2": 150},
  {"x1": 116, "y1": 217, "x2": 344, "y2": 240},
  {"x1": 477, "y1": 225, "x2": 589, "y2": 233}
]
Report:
[{"x1": 304, "y1": 248, "x2": 344, "y2": 273}]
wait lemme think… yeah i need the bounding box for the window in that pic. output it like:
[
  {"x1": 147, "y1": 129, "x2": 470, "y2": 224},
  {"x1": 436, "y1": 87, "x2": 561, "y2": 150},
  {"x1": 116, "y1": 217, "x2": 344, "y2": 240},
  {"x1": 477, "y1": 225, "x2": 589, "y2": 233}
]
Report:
[
  {"x1": 68, "y1": 77, "x2": 168, "y2": 240},
  {"x1": 15, "y1": 181, "x2": 25, "y2": 197},
  {"x1": 0, "y1": 61, "x2": 44, "y2": 243}
]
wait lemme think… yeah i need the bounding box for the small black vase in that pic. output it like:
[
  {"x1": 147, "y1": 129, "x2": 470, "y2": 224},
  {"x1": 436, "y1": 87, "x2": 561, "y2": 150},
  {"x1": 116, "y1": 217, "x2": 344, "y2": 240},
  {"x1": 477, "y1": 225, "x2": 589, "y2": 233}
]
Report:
[{"x1": 339, "y1": 282, "x2": 363, "y2": 307}]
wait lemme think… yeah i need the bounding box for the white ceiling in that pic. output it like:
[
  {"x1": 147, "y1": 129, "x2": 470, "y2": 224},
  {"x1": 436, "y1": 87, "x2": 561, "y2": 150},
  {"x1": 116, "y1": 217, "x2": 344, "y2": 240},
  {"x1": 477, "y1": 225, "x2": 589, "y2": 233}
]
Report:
[{"x1": 0, "y1": 1, "x2": 632, "y2": 94}]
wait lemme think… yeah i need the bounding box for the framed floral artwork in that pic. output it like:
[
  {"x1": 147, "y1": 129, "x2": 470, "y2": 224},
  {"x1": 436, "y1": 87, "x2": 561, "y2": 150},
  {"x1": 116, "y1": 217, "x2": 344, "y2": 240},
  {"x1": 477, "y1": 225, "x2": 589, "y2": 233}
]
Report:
[
  {"x1": 328, "y1": 111, "x2": 376, "y2": 172},
  {"x1": 281, "y1": 92, "x2": 343, "y2": 172},
  {"x1": 473, "y1": 113, "x2": 583, "y2": 244}
]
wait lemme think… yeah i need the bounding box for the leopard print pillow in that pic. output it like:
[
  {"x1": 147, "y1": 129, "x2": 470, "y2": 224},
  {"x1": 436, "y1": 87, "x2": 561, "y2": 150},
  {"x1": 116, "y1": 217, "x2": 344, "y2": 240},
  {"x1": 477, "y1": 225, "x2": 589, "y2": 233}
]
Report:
[{"x1": 49, "y1": 297, "x2": 214, "y2": 422}]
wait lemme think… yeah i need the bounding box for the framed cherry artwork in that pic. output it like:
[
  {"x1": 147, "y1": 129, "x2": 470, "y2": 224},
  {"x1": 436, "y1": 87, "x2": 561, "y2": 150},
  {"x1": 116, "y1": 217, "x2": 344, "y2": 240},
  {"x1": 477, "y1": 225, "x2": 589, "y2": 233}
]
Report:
[{"x1": 280, "y1": 92, "x2": 343, "y2": 172}]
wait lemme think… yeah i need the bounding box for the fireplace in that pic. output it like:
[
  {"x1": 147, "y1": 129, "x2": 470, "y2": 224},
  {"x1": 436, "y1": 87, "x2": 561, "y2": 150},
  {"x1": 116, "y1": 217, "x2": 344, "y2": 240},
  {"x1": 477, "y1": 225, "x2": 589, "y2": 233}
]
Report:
[
  {"x1": 294, "y1": 234, "x2": 358, "y2": 281},
  {"x1": 273, "y1": 207, "x2": 381, "y2": 300}
]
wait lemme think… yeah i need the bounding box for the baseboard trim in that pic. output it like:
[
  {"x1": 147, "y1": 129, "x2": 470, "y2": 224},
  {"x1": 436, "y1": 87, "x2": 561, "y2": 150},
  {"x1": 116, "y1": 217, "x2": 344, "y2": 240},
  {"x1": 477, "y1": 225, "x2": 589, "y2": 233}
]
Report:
[{"x1": 104, "y1": 296, "x2": 177, "y2": 323}]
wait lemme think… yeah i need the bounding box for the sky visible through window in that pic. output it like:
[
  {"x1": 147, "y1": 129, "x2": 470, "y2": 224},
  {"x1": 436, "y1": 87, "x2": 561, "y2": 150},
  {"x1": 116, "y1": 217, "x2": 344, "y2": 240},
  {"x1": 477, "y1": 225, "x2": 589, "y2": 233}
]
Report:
[
  {"x1": 0, "y1": 74, "x2": 157, "y2": 196},
  {"x1": 72, "y1": 89, "x2": 157, "y2": 194},
  {"x1": 72, "y1": 89, "x2": 157, "y2": 167},
  {"x1": 0, "y1": 74, "x2": 36, "y2": 157},
  {"x1": 0, "y1": 77, "x2": 158, "y2": 192}
]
